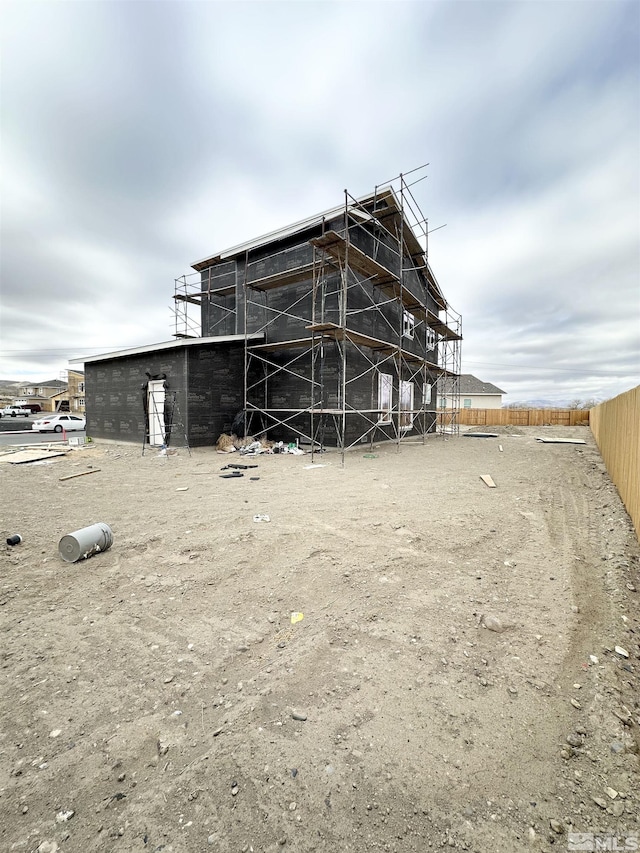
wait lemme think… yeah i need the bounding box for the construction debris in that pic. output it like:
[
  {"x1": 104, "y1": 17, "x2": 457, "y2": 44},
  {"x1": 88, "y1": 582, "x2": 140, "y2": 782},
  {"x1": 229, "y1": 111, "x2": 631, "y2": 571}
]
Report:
[
  {"x1": 480, "y1": 474, "x2": 497, "y2": 488},
  {"x1": 463, "y1": 433, "x2": 500, "y2": 438},
  {"x1": 1, "y1": 448, "x2": 68, "y2": 465},
  {"x1": 59, "y1": 469, "x2": 101, "y2": 481},
  {"x1": 216, "y1": 434, "x2": 274, "y2": 454},
  {"x1": 535, "y1": 437, "x2": 587, "y2": 444}
]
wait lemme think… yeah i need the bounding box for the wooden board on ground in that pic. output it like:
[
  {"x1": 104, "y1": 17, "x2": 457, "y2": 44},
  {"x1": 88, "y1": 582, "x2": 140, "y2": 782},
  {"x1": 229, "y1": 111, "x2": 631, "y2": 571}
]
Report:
[
  {"x1": 463, "y1": 433, "x2": 500, "y2": 438},
  {"x1": 0, "y1": 448, "x2": 68, "y2": 465},
  {"x1": 480, "y1": 474, "x2": 497, "y2": 488},
  {"x1": 59, "y1": 469, "x2": 101, "y2": 481},
  {"x1": 535, "y1": 437, "x2": 586, "y2": 444}
]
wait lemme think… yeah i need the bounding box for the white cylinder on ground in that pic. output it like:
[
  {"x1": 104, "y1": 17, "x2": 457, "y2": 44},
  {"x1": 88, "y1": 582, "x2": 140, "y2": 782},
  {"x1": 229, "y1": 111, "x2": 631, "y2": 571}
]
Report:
[{"x1": 58, "y1": 523, "x2": 113, "y2": 563}]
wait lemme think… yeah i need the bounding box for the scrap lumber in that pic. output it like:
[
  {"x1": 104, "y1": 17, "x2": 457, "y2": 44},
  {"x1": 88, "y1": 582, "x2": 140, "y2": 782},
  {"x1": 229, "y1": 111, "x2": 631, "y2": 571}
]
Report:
[
  {"x1": 463, "y1": 432, "x2": 499, "y2": 438},
  {"x1": 58, "y1": 469, "x2": 101, "y2": 481},
  {"x1": 2, "y1": 449, "x2": 68, "y2": 465},
  {"x1": 480, "y1": 474, "x2": 497, "y2": 488},
  {"x1": 535, "y1": 437, "x2": 586, "y2": 444}
]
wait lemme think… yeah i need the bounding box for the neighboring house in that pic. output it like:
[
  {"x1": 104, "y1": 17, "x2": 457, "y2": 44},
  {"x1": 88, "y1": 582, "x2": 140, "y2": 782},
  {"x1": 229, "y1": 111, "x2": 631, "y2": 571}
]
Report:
[
  {"x1": 439, "y1": 374, "x2": 506, "y2": 410},
  {"x1": 50, "y1": 370, "x2": 86, "y2": 414},
  {"x1": 71, "y1": 183, "x2": 461, "y2": 449},
  {"x1": 19, "y1": 379, "x2": 67, "y2": 413},
  {"x1": 18, "y1": 372, "x2": 86, "y2": 413},
  {"x1": 20, "y1": 379, "x2": 66, "y2": 397}
]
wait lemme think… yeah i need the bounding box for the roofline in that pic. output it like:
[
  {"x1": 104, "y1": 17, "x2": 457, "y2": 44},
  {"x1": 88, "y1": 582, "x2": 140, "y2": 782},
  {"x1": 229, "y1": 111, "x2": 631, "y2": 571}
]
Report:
[
  {"x1": 69, "y1": 334, "x2": 264, "y2": 365},
  {"x1": 189, "y1": 185, "x2": 450, "y2": 310},
  {"x1": 190, "y1": 187, "x2": 399, "y2": 271},
  {"x1": 461, "y1": 390, "x2": 507, "y2": 395}
]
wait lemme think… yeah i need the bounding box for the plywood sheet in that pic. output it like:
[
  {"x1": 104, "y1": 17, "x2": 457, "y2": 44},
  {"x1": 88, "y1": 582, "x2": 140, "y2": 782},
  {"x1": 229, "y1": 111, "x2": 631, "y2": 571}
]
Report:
[{"x1": 0, "y1": 448, "x2": 68, "y2": 465}]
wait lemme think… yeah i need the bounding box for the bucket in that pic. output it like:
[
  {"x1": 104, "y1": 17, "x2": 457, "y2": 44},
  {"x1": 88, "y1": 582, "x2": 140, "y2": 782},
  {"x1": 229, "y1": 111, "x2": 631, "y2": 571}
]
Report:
[{"x1": 58, "y1": 523, "x2": 113, "y2": 563}]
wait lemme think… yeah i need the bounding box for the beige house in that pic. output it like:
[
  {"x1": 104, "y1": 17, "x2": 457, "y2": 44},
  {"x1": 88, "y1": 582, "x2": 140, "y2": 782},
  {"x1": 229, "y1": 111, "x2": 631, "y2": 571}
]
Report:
[
  {"x1": 50, "y1": 370, "x2": 85, "y2": 413},
  {"x1": 440, "y1": 374, "x2": 506, "y2": 410},
  {"x1": 19, "y1": 371, "x2": 85, "y2": 413}
]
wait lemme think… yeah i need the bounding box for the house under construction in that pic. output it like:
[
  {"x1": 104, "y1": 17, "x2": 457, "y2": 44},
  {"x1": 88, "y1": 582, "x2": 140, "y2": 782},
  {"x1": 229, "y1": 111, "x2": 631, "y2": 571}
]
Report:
[{"x1": 76, "y1": 171, "x2": 461, "y2": 453}]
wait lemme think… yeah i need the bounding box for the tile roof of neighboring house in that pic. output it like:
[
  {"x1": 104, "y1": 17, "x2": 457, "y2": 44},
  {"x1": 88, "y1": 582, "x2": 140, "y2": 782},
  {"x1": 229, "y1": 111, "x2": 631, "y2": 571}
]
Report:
[{"x1": 457, "y1": 374, "x2": 506, "y2": 395}]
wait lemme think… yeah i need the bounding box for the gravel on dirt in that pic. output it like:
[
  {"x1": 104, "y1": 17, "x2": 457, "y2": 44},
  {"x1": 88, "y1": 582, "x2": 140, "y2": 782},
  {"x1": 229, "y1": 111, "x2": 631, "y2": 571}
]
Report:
[{"x1": 1, "y1": 425, "x2": 638, "y2": 852}]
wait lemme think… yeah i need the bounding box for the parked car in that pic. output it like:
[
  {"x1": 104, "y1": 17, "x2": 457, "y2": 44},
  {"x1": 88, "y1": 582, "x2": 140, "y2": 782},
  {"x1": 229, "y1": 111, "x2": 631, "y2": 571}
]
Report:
[
  {"x1": 0, "y1": 406, "x2": 31, "y2": 417},
  {"x1": 32, "y1": 414, "x2": 86, "y2": 433},
  {"x1": 24, "y1": 403, "x2": 42, "y2": 413}
]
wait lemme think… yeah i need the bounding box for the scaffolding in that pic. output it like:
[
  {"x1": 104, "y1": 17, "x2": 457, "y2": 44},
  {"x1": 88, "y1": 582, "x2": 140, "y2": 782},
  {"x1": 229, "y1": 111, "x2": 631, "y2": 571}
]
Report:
[{"x1": 172, "y1": 168, "x2": 461, "y2": 460}]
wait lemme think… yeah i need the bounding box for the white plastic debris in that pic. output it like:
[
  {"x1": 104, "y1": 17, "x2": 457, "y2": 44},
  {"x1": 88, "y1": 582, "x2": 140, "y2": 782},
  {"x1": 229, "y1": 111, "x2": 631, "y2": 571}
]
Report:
[{"x1": 56, "y1": 809, "x2": 75, "y2": 823}]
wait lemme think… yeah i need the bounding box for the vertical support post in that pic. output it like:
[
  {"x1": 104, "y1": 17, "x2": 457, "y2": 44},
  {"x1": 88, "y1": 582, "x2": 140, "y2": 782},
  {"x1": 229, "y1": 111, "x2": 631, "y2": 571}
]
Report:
[
  {"x1": 243, "y1": 250, "x2": 249, "y2": 437},
  {"x1": 341, "y1": 190, "x2": 352, "y2": 466},
  {"x1": 311, "y1": 245, "x2": 317, "y2": 463},
  {"x1": 397, "y1": 174, "x2": 405, "y2": 454}
]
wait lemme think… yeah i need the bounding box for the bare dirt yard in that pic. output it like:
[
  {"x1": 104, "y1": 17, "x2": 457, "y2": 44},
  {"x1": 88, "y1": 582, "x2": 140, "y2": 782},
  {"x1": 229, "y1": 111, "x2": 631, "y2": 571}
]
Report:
[{"x1": 1, "y1": 425, "x2": 639, "y2": 853}]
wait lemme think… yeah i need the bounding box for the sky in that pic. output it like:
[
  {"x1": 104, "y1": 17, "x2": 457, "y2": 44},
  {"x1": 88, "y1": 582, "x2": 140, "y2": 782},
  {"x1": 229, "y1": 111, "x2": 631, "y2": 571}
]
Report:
[{"x1": 1, "y1": 0, "x2": 638, "y2": 405}]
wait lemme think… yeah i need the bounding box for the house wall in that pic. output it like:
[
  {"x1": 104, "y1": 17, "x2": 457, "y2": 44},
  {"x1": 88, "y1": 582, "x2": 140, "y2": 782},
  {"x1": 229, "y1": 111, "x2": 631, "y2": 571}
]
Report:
[
  {"x1": 440, "y1": 393, "x2": 502, "y2": 409},
  {"x1": 85, "y1": 343, "x2": 248, "y2": 447},
  {"x1": 186, "y1": 343, "x2": 247, "y2": 445},
  {"x1": 200, "y1": 219, "x2": 440, "y2": 362},
  {"x1": 86, "y1": 351, "x2": 188, "y2": 445},
  {"x1": 248, "y1": 342, "x2": 438, "y2": 446}
]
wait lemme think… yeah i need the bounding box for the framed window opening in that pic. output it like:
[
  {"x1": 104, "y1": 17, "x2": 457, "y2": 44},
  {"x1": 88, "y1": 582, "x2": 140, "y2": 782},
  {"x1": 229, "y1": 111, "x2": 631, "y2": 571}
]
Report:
[
  {"x1": 377, "y1": 373, "x2": 393, "y2": 425},
  {"x1": 399, "y1": 380, "x2": 414, "y2": 430},
  {"x1": 402, "y1": 310, "x2": 415, "y2": 340},
  {"x1": 422, "y1": 382, "x2": 432, "y2": 406}
]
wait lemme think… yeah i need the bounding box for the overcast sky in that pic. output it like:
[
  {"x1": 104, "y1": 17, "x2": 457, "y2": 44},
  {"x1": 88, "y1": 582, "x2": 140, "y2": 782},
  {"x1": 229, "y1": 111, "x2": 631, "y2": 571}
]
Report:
[{"x1": 1, "y1": 0, "x2": 638, "y2": 404}]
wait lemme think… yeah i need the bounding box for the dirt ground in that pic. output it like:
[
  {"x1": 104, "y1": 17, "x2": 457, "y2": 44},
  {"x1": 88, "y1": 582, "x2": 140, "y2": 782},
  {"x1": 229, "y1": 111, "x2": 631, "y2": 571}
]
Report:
[{"x1": 1, "y1": 425, "x2": 639, "y2": 853}]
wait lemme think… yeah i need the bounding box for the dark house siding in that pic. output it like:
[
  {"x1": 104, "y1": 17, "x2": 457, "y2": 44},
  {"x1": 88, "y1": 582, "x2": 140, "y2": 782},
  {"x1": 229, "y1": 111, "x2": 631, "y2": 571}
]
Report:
[
  {"x1": 85, "y1": 342, "x2": 248, "y2": 447},
  {"x1": 200, "y1": 219, "x2": 439, "y2": 362},
  {"x1": 186, "y1": 344, "x2": 247, "y2": 445},
  {"x1": 86, "y1": 351, "x2": 187, "y2": 444},
  {"x1": 80, "y1": 192, "x2": 454, "y2": 449},
  {"x1": 246, "y1": 343, "x2": 438, "y2": 446}
]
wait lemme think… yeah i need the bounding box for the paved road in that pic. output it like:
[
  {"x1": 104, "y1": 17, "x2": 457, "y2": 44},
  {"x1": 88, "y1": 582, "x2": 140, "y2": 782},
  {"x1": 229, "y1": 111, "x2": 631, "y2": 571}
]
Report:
[{"x1": 0, "y1": 429, "x2": 87, "y2": 447}]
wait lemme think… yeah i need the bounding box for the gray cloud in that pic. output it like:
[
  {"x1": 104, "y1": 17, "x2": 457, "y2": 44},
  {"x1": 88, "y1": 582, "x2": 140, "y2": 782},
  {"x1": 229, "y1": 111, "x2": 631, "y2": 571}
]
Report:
[{"x1": 0, "y1": 0, "x2": 638, "y2": 406}]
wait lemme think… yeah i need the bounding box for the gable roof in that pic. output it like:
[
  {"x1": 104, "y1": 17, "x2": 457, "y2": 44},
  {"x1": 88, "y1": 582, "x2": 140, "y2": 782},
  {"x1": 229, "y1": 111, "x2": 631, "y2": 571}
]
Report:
[
  {"x1": 190, "y1": 187, "x2": 448, "y2": 310},
  {"x1": 458, "y1": 374, "x2": 506, "y2": 395}
]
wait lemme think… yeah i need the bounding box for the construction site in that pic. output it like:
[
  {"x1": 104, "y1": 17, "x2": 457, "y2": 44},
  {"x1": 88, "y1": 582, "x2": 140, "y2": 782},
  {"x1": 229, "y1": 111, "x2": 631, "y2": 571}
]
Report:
[{"x1": 153, "y1": 167, "x2": 462, "y2": 457}]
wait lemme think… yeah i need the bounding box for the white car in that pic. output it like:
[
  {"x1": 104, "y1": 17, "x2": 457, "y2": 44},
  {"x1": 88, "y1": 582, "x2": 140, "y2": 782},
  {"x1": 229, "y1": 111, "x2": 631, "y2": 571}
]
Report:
[
  {"x1": 32, "y1": 414, "x2": 86, "y2": 433},
  {"x1": 1, "y1": 406, "x2": 31, "y2": 417}
]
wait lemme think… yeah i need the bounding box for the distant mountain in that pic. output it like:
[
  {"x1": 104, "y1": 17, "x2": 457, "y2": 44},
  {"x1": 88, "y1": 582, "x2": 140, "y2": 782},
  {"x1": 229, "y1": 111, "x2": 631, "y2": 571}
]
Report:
[{"x1": 0, "y1": 379, "x2": 23, "y2": 391}]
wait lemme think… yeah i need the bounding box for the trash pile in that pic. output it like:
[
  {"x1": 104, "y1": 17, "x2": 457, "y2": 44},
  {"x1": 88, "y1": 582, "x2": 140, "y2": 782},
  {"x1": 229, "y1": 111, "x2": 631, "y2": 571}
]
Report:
[{"x1": 215, "y1": 434, "x2": 305, "y2": 456}]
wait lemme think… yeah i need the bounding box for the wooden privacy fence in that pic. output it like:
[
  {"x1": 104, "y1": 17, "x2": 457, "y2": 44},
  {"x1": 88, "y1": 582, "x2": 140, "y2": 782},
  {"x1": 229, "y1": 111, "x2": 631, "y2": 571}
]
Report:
[
  {"x1": 590, "y1": 386, "x2": 640, "y2": 540},
  {"x1": 454, "y1": 408, "x2": 590, "y2": 427}
]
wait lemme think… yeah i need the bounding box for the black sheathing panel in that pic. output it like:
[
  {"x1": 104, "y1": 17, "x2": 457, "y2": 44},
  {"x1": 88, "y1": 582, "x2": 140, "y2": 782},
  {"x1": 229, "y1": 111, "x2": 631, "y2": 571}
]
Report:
[
  {"x1": 86, "y1": 343, "x2": 250, "y2": 447},
  {"x1": 186, "y1": 342, "x2": 246, "y2": 446},
  {"x1": 86, "y1": 351, "x2": 188, "y2": 444}
]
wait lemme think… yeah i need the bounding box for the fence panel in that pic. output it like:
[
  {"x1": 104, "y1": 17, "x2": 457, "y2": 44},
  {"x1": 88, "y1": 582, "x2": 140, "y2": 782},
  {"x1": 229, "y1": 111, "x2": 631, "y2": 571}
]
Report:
[
  {"x1": 590, "y1": 386, "x2": 640, "y2": 539},
  {"x1": 456, "y1": 408, "x2": 590, "y2": 427}
]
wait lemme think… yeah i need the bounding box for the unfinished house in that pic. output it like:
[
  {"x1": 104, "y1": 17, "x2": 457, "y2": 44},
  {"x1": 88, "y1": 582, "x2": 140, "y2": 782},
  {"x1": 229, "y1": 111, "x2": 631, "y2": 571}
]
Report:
[{"x1": 75, "y1": 174, "x2": 461, "y2": 453}]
